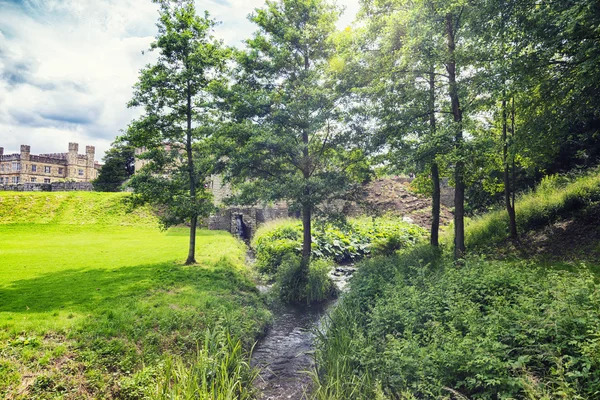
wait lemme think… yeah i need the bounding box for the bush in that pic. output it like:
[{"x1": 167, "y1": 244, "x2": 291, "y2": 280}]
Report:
[
  {"x1": 313, "y1": 248, "x2": 600, "y2": 399},
  {"x1": 275, "y1": 254, "x2": 307, "y2": 304},
  {"x1": 371, "y1": 233, "x2": 406, "y2": 256},
  {"x1": 253, "y1": 217, "x2": 426, "y2": 274},
  {"x1": 306, "y1": 258, "x2": 337, "y2": 304},
  {"x1": 275, "y1": 255, "x2": 336, "y2": 304}
]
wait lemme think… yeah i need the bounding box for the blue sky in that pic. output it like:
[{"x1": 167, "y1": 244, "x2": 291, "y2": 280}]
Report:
[{"x1": 0, "y1": 0, "x2": 359, "y2": 160}]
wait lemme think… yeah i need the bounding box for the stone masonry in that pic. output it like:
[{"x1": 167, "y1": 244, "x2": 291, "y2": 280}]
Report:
[{"x1": 0, "y1": 143, "x2": 101, "y2": 186}]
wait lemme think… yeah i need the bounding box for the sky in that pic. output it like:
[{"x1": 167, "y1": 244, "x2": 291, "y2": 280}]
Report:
[{"x1": 0, "y1": 0, "x2": 360, "y2": 160}]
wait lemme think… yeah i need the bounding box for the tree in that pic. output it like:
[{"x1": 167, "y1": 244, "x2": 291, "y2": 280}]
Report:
[
  {"x1": 219, "y1": 0, "x2": 365, "y2": 273},
  {"x1": 351, "y1": 0, "x2": 452, "y2": 247},
  {"x1": 93, "y1": 141, "x2": 135, "y2": 192},
  {"x1": 123, "y1": 0, "x2": 229, "y2": 265}
]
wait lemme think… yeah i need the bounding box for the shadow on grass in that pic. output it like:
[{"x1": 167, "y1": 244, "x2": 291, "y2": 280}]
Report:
[
  {"x1": 0, "y1": 258, "x2": 256, "y2": 315},
  {"x1": 514, "y1": 204, "x2": 600, "y2": 270}
]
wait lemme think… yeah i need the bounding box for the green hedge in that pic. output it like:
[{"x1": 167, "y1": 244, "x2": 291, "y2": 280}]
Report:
[{"x1": 252, "y1": 217, "x2": 426, "y2": 274}]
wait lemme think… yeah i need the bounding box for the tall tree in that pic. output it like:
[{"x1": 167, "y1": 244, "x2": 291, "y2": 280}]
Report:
[
  {"x1": 93, "y1": 141, "x2": 135, "y2": 192},
  {"x1": 123, "y1": 0, "x2": 228, "y2": 265},
  {"x1": 354, "y1": 0, "x2": 452, "y2": 247},
  {"x1": 219, "y1": 0, "x2": 364, "y2": 271}
]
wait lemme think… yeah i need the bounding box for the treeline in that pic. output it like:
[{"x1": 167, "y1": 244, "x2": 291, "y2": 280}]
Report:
[{"x1": 110, "y1": 0, "x2": 599, "y2": 267}]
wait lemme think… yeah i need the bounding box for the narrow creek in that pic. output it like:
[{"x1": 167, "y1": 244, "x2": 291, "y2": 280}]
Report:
[{"x1": 251, "y1": 266, "x2": 355, "y2": 400}]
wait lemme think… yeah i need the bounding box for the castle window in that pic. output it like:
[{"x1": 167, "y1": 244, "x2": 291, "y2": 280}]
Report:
[
  {"x1": 12, "y1": 176, "x2": 20, "y2": 184},
  {"x1": 31, "y1": 164, "x2": 37, "y2": 172},
  {"x1": 78, "y1": 169, "x2": 84, "y2": 176},
  {"x1": 31, "y1": 177, "x2": 36, "y2": 183},
  {"x1": 45, "y1": 166, "x2": 51, "y2": 173},
  {"x1": 58, "y1": 167, "x2": 64, "y2": 174},
  {"x1": 12, "y1": 162, "x2": 21, "y2": 171},
  {"x1": 44, "y1": 178, "x2": 51, "y2": 183}
]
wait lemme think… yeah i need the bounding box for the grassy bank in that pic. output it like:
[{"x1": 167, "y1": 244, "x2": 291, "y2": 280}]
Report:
[
  {"x1": 463, "y1": 168, "x2": 600, "y2": 251},
  {"x1": 313, "y1": 170, "x2": 600, "y2": 399},
  {"x1": 0, "y1": 192, "x2": 270, "y2": 399},
  {"x1": 313, "y1": 249, "x2": 600, "y2": 399}
]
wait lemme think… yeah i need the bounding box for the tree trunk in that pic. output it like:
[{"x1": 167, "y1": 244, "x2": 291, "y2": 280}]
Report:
[
  {"x1": 502, "y1": 97, "x2": 518, "y2": 240},
  {"x1": 185, "y1": 79, "x2": 197, "y2": 265},
  {"x1": 431, "y1": 162, "x2": 440, "y2": 247},
  {"x1": 445, "y1": 12, "x2": 465, "y2": 259},
  {"x1": 300, "y1": 53, "x2": 312, "y2": 272},
  {"x1": 509, "y1": 97, "x2": 518, "y2": 239},
  {"x1": 301, "y1": 201, "x2": 311, "y2": 270},
  {"x1": 429, "y1": 69, "x2": 440, "y2": 247}
]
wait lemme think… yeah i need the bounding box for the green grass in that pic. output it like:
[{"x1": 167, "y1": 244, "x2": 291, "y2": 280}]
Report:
[
  {"x1": 0, "y1": 191, "x2": 157, "y2": 226},
  {"x1": 0, "y1": 192, "x2": 269, "y2": 399},
  {"x1": 461, "y1": 168, "x2": 600, "y2": 250}
]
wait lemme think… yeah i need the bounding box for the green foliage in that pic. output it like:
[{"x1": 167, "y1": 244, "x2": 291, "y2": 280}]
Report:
[
  {"x1": 306, "y1": 258, "x2": 337, "y2": 304},
  {"x1": 275, "y1": 254, "x2": 308, "y2": 304},
  {"x1": 154, "y1": 328, "x2": 258, "y2": 400},
  {"x1": 93, "y1": 140, "x2": 135, "y2": 192},
  {"x1": 252, "y1": 217, "x2": 426, "y2": 274},
  {"x1": 275, "y1": 255, "x2": 336, "y2": 304},
  {"x1": 123, "y1": 0, "x2": 230, "y2": 263},
  {"x1": 463, "y1": 168, "x2": 600, "y2": 249},
  {"x1": 314, "y1": 248, "x2": 600, "y2": 399}
]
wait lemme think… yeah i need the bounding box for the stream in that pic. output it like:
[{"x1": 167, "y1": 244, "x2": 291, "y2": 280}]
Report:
[{"x1": 251, "y1": 266, "x2": 356, "y2": 400}]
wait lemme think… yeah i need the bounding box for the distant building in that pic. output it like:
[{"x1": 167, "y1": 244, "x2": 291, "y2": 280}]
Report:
[{"x1": 0, "y1": 143, "x2": 101, "y2": 185}]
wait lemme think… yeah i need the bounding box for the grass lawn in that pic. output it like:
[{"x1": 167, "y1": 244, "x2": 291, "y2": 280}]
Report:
[{"x1": 0, "y1": 192, "x2": 270, "y2": 399}]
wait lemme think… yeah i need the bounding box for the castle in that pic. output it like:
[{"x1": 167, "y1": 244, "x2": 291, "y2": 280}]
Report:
[{"x1": 0, "y1": 143, "x2": 101, "y2": 185}]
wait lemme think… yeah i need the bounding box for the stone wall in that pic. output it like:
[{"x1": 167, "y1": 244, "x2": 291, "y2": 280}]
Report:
[
  {"x1": 0, "y1": 182, "x2": 94, "y2": 192},
  {"x1": 208, "y1": 203, "x2": 289, "y2": 239}
]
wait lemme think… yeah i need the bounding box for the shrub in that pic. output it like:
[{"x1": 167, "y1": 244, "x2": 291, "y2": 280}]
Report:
[
  {"x1": 275, "y1": 254, "x2": 307, "y2": 304},
  {"x1": 275, "y1": 255, "x2": 336, "y2": 304},
  {"x1": 255, "y1": 239, "x2": 300, "y2": 275},
  {"x1": 306, "y1": 258, "x2": 337, "y2": 304},
  {"x1": 371, "y1": 233, "x2": 406, "y2": 256},
  {"x1": 314, "y1": 248, "x2": 600, "y2": 399},
  {"x1": 253, "y1": 217, "x2": 426, "y2": 274}
]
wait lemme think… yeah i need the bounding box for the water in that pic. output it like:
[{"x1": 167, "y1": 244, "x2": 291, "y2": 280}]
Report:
[{"x1": 251, "y1": 266, "x2": 356, "y2": 400}]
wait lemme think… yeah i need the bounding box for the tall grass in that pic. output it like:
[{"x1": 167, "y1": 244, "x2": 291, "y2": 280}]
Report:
[
  {"x1": 275, "y1": 255, "x2": 337, "y2": 304},
  {"x1": 463, "y1": 168, "x2": 600, "y2": 249},
  {"x1": 155, "y1": 329, "x2": 258, "y2": 400}
]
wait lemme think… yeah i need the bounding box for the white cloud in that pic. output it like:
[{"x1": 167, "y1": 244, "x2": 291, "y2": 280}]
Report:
[{"x1": 0, "y1": 0, "x2": 359, "y2": 160}]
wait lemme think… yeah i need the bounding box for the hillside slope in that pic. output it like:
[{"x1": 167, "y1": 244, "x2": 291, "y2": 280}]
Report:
[
  {"x1": 463, "y1": 167, "x2": 600, "y2": 264},
  {"x1": 344, "y1": 177, "x2": 453, "y2": 228},
  {"x1": 0, "y1": 191, "x2": 157, "y2": 226}
]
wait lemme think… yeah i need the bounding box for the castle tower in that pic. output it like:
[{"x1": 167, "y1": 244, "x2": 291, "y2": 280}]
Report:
[
  {"x1": 86, "y1": 145, "x2": 95, "y2": 180},
  {"x1": 0, "y1": 147, "x2": 4, "y2": 157},
  {"x1": 20, "y1": 145, "x2": 31, "y2": 161},
  {"x1": 67, "y1": 142, "x2": 79, "y2": 179}
]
